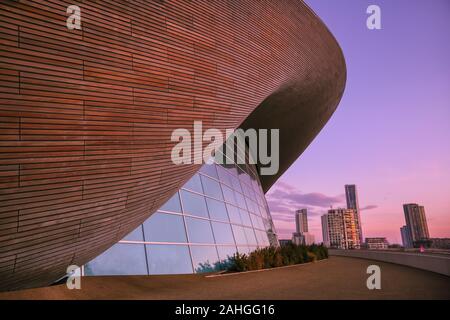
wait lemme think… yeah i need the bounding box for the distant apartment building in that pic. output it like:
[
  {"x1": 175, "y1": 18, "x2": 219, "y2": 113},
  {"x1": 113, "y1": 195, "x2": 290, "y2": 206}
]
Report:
[
  {"x1": 321, "y1": 208, "x2": 361, "y2": 249},
  {"x1": 292, "y1": 209, "x2": 315, "y2": 245},
  {"x1": 403, "y1": 203, "x2": 430, "y2": 247},
  {"x1": 295, "y1": 209, "x2": 309, "y2": 233},
  {"x1": 365, "y1": 237, "x2": 389, "y2": 250},
  {"x1": 292, "y1": 232, "x2": 315, "y2": 246},
  {"x1": 400, "y1": 225, "x2": 413, "y2": 248},
  {"x1": 279, "y1": 239, "x2": 292, "y2": 247},
  {"x1": 345, "y1": 185, "x2": 363, "y2": 244}
]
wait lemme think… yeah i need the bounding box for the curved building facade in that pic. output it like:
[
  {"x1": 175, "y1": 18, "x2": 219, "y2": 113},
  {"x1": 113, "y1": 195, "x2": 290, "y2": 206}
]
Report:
[{"x1": 0, "y1": 0, "x2": 346, "y2": 290}]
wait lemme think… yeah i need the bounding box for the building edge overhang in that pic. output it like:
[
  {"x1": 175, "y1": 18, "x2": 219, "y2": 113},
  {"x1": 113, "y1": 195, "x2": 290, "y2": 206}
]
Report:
[{"x1": 241, "y1": 10, "x2": 347, "y2": 193}]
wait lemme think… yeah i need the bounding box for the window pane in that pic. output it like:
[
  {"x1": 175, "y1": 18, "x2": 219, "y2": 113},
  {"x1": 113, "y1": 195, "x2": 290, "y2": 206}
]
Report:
[
  {"x1": 201, "y1": 175, "x2": 223, "y2": 200},
  {"x1": 217, "y1": 245, "x2": 237, "y2": 261},
  {"x1": 245, "y1": 197, "x2": 255, "y2": 214},
  {"x1": 242, "y1": 184, "x2": 252, "y2": 199},
  {"x1": 146, "y1": 244, "x2": 193, "y2": 275},
  {"x1": 225, "y1": 163, "x2": 238, "y2": 176},
  {"x1": 180, "y1": 190, "x2": 209, "y2": 218},
  {"x1": 206, "y1": 198, "x2": 229, "y2": 222},
  {"x1": 211, "y1": 222, "x2": 235, "y2": 244},
  {"x1": 237, "y1": 246, "x2": 250, "y2": 255},
  {"x1": 217, "y1": 165, "x2": 232, "y2": 187},
  {"x1": 230, "y1": 175, "x2": 242, "y2": 193},
  {"x1": 221, "y1": 184, "x2": 236, "y2": 205},
  {"x1": 239, "y1": 209, "x2": 252, "y2": 227},
  {"x1": 182, "y1": 174, "x2": 203, "y2": 193},
  {"x1": 247, "y1": 187, "x2": 256, "y2": 201},
  {"x1": 235, "y1": 191, "x2": 247, "y2": 210},
  {"x1": 259, "y1": 205, "x2": 269, "y2": 219},
  {"x1": 244, "y1": 227, "x2": 258, "y2": 245},
  {"x1": 84, "y1": 244, "x2": 147, "y2": 276},
  {"x1": 255, "y1": 230, "x2": 269, "y2": 246},
  {"x1": 260, "y1": 230, "x2": 270, "y2": 246},
  {"x1": 250, "y1": 214, "x2": 264, "y2": 230},
  {"x1": 253, "y1": 202, "x2": 261, "y2": 216},
  {"x1": 226, "y1": 204, "x2": 241, "y2": 224},
  {"x1": 232, "y1": 224, "x2": 248, "y2": 245},
  {"x1": 143, "y1": 212, "x2": 187, "y2": 243},
  {"x1": 238, "y1": 167, "x2": 251, "y2": 185},
  {"x1": 250, "y1": 213, "x2": 259, "y2": 230},
  {"x1": 160, "y1": 192, "x2": 182, "y2": 213},
  {"x1": 190, "y1": 245, "x2": 219, "y2": 273},
  {"x1": 248, "y1": 246, "x2": 258, "y2": 253},
  {"x1": 186, "y1": 217, "x2": 215, "y2": 243},
  {"x1": 122, "y1": 225, "x2": 144, "y2": 241},
  {"x1": 199, "y1": 163, "x2": 218, "y2": 179},
  {"x1": 256, "y1": 216, "x2": 265, "y2": 230}
]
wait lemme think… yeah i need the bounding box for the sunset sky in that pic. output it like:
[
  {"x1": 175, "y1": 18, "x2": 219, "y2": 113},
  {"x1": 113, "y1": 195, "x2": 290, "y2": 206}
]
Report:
[{"x1": 268, "y1": 0, "x2": 450, "y2": 243}]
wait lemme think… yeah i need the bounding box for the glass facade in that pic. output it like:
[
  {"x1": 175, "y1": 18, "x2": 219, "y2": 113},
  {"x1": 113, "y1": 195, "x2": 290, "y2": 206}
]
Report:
[{"x1": 85, "y1": 157, "x2": 279, "y2": 275}]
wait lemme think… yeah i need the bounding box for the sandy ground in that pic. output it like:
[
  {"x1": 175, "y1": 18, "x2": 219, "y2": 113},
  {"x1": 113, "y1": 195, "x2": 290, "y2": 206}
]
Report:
[{"x1": 1, "y1": 256, "x2": 449, "y2": 300}]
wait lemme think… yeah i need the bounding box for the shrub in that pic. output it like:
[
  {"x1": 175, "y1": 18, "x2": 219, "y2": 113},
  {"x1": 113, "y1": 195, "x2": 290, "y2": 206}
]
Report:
[
  {"x1": 227, "y1": 244, "x2": 328, "y2": 273},
  {"x1": 228, "y1": 252, "x2": 248, "y2": 272}
]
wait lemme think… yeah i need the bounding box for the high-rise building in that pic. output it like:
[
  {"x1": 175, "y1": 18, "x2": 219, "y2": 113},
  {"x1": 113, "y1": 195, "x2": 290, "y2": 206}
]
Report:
[
  {"x1": 400, "y1": 225, "x2": 413, "y2": 248},
  {"x1": 321, "y1": 215, "x2": 330, "y2": 247},
  {"x1": 295, "y1": 209, "x2": 309, "y2": 233},
  {"x1": 292, "y1": 232, "x2": 315, "y2": 246},
  {"x1": 345, "y1": 185, "x2": 363, "y2": 244},
  {"x1": 403, "y1": 204, "x2": 430, "y2": 247},
  {"x1": 321, "y1": 208, "x2": 361, "y2": 249},
  {"x1": 292, "y1": 209, "x2": 314, "y2": 245}
]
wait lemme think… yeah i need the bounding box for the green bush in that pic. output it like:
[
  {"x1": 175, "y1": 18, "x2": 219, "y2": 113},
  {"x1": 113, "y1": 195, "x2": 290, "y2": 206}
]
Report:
[{"x1": 227, "y1": 244, "x2": 328, "y2": 272}]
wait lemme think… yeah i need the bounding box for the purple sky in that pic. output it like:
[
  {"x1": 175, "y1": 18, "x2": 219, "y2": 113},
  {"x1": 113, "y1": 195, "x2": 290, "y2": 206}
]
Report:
[{"x1": 268, "y1": 0, "x2": 450, "y2": 244}]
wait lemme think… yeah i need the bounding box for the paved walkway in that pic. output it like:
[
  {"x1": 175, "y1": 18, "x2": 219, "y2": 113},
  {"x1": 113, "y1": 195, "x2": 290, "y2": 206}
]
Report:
[{"x1": 1, "y1": 256, "x2": 449, "y2": 299}]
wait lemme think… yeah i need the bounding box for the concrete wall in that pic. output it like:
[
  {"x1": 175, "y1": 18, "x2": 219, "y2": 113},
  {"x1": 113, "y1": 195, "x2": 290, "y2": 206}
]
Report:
[{"x1": 329, "y1": 249, "x2": 450, "y2": 276}]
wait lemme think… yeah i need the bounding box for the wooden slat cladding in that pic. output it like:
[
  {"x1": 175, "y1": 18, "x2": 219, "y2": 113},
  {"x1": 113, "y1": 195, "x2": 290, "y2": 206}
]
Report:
[{"x1": 0, "y1": 0, "x2": 346, "y2": 290}]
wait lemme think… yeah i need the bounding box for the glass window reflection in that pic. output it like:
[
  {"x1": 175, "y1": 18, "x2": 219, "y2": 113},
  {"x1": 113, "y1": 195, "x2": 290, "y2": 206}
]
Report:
[
  {"x1": 122, "y1": 225, "x2": 144, "y2": 241},
  {"x1": 186, "y1": 217, "x2": 215, "y2": 243},
  {"x1": 221, "y1": 184, "x2": 236, "y2": 205},
  {"x1": 199, "y1": 163, "x2": 218, "y2": 179},
  {"x1": 84, "y1": 244, "x2": 147, "y2": 276},
  {"x1": 84, "y1": 158, "x2": 278, "y2": 277},
  {"x1": 160, "y1": 192, "x2": 182, "y2": 213},
  {"x1": 206, "y1": 198, "x2": 229, "y2": 222},
  {"x1": 146, "y1": 244, "x2": 193, "y2": 275},
  {"x1": 234, "y1": 191, "x2": 247, "y2": 210},
  {"x1": 217, "y1": 165, "x2": 232, "y2": 187},
  {"x1": 232, "y1": 224, "x2": 248, "y2": 245},
  {"x1": 216, "y1": 245, "x2": 237, "y2": 261},
  {"x1": 226, "y1": 204, "x2": 241, "y2": 224},
  {"x1": 180, "y1": 190, "x2": 209, "y2": 218},
  {"x1": 230, "y1": 175, "x2": 242, "y2": 193},
  {"x1": 143, "y1": 212, "x2": 187, "y2": 243},
  {"x1": 201, "y1": 175, "x2": 223, "y2": 200},
  {"x1": 182, "y1": 174, "x2": 203, "y2": 193},
  {"x1": 244, "y1": 227, "x2": 258, "y2": 245},
  {"x1": 239, "y1": 209, "x2": 252, "y2": 227},
  {"x1": 211, "y1": 221, "x2": 235, "y2": 244},
  {"x1": 237, "y1": 246, "x2": 250, "y2": 255},
  {"x1": 190, "y1": 245, "x2": 219, "y2": 273}
]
